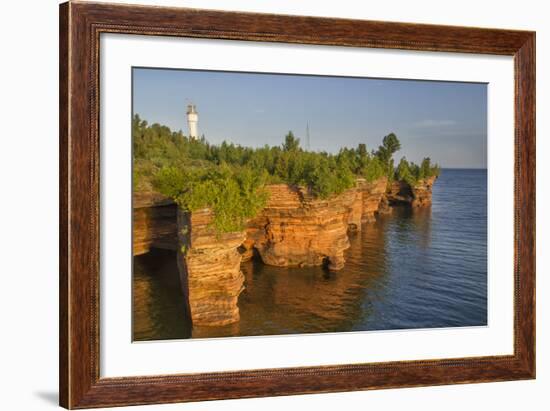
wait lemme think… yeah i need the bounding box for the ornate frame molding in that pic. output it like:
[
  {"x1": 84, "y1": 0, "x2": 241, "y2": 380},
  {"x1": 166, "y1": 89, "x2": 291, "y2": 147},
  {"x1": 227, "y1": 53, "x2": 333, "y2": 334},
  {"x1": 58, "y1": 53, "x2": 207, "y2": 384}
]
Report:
[{"x1": 59, "y1": 2, "x2": 535, "y2": 408}]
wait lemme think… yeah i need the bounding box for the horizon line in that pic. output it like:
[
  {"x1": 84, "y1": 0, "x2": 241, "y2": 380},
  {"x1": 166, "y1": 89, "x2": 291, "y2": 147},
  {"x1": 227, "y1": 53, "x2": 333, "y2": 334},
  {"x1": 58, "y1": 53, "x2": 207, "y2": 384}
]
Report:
[{"x1": 440, "y1": 167, "x2": 487, "y2": 170}]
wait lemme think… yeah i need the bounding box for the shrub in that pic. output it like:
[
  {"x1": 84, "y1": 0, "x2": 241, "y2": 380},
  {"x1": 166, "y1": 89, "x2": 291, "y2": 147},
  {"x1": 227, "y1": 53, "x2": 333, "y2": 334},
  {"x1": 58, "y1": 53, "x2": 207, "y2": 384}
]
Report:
[
  {"x1": 394, "y1": 156, "x2": 441, "y2": 187},
  {"x1": 395, "y1": 157, "x2": 417, "y2": 186},
  {"x1": 420, "y1": 157, "x2": 441, "y2": 178},
  {"x1": 154, "y1": 164, "x2": 268, "y2": 233}
]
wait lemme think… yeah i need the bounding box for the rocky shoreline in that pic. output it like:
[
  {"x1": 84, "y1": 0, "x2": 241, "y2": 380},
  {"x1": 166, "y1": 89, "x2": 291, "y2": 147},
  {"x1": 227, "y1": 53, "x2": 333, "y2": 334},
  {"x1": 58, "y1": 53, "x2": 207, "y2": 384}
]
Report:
[{"x1": 133, "y1": 176, "x2": 436, "y2": 326}]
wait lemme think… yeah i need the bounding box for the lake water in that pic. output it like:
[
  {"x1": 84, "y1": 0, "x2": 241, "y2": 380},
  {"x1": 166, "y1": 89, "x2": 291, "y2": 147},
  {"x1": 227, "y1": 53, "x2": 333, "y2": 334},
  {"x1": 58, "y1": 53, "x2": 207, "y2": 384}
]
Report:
[{"x1": 133, "y1": 168, "x2": 487, "y2": 340}]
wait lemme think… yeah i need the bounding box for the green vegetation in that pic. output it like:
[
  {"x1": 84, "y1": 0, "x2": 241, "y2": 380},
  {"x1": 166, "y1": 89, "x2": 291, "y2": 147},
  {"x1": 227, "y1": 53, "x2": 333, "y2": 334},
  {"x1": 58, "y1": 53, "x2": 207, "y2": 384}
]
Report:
[
  {"x1": 375, "y1": 132, "x2": 401, "y2": 183},
  {"x1": 133, "y1": 115, "x2": 440, "y2": 233},
  {"x1": 153, "y1": 165, "x2": 268, "y2": 233},
  {"x1": 395, "y1": 156, "x2": 441, "y2": 186}
]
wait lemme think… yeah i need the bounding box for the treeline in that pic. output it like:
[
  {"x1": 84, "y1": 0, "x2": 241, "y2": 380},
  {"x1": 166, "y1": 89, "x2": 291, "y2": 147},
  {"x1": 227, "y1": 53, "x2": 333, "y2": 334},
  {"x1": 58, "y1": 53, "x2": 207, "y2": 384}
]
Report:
[{"x1": 133, "y1": 115, "x2": 440, "y2": 232}]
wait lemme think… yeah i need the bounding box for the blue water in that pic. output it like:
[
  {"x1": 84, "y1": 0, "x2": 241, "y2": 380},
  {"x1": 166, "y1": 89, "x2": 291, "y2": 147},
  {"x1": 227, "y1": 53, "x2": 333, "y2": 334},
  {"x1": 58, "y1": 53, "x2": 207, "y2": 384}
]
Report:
[{"x1": 133, "y1": 169, "x2": 487, "y2": 340}]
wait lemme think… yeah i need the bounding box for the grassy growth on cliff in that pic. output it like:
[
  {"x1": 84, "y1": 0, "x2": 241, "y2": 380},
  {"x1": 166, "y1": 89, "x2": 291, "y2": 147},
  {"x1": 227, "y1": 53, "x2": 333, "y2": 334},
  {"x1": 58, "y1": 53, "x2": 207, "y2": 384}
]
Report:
[
  {"x1": 133, "y1": 115, "x2": 440, "y2": 232},
  {"x1": 395, "y1": 157, "x2": 441, "y2": 186},
  {"x1": 154, "y1": 165, "x2": 269, "y2": 233}
]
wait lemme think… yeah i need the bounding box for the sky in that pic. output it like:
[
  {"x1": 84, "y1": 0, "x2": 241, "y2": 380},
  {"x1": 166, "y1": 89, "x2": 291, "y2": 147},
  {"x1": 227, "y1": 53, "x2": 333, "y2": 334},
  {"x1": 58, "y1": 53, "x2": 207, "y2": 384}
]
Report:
[{"x1": 133, "y1": 68, "x2": 487, "y2": 168}]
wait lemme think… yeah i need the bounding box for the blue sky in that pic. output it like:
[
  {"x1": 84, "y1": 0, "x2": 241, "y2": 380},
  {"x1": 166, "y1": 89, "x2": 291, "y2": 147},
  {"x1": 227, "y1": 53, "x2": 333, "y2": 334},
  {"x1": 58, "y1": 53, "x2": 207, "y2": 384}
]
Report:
[{"x1": 133, "y1": 68, "x2": 487, "y2": 168}]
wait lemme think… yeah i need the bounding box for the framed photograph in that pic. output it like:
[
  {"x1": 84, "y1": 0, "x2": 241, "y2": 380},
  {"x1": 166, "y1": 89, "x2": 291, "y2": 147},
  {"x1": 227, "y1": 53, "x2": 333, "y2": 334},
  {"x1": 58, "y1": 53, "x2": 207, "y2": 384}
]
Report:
[{"x1": 59, "y1": 1, "x2": 535, "y2": 408}]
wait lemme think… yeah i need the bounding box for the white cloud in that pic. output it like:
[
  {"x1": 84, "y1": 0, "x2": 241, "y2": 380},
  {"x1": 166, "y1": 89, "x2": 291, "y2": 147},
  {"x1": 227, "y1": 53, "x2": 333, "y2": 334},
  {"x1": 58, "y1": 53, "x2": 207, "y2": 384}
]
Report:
[{"x1": 413, "y1": 119, "x2": 456, "y2": 128}]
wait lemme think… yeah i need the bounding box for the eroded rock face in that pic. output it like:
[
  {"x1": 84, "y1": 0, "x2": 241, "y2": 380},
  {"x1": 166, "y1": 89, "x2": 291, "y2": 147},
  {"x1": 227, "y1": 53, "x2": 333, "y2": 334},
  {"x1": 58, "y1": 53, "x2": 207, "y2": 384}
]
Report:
[
  {"x1": 346, "y1": 187, "x2": 364, "y2": 233},
  {"x1": 245, "y1": 184, "x2": 360, "y2": 271},
  {"x1": 411, "y1": 176, "x2": 437, "y2": 207},
  {"x1": 177, "y1": 209, "x2": 245, "y2": 326},
  {"x1": 358, "y1": 177, "x2": 389, "y2": 223},
  {"x1": 132, "y1": 192, "x2": 177, "y2": 256},
  {"x1": 377, "y1": 195, "x2": 392, "y2": 215},
  {"x1": 133, "y1": 175, "x2": 435, "y2": 326},
  {"x1": 387, "y1": 176, "x2": 436, "y2": 207},
  {"x1": 387, "y1": 180, "x2": 413, "y2": 205}
]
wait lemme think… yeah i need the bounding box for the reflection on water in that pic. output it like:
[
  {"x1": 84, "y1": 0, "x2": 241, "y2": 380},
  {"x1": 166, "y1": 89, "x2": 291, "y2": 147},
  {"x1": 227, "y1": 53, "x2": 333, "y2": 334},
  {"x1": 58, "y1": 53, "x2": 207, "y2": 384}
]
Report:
[
  {"x1": 133, "y1": 251, "x2": 191, "y2": 340},
  {"x1": 133, "y1": 169, "x2": 487, "y2": 340}
]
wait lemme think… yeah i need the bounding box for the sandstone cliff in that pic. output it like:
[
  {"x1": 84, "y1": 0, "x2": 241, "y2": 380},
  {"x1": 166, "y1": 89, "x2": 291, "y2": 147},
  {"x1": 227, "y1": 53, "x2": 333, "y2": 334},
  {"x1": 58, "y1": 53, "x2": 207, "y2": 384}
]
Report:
[
  {"x1": 243, "y1": 179, "x2": 388, "y2": 271},
  {"x1": 133, "y1": 175, "x2": 435, "y2": 327},
  {"x1": 387, "y1": 176, "x2": 437, "y2": 207},
  {"x1": 177, "y1": 209, "x2": 246, "y2": 326},
  {"x1": 244, "y1": 184, "x2": 356, "y2": 271},
  {"x1": 133, "y1": 192, "x2": 177, "y2": 256},
  {"x1": 358, "y1": 177, "x2": 389, "y2": 223},
  {"x1": 410, "y1": 176, "x2": 437, "y2": 207}
]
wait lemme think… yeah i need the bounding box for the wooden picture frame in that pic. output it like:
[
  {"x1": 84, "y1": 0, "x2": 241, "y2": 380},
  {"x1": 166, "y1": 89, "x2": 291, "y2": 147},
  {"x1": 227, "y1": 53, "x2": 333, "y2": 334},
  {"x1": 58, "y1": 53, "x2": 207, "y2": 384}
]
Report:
[{"x1": 59, "y1": 1, "x2": 535, "y2": 408}]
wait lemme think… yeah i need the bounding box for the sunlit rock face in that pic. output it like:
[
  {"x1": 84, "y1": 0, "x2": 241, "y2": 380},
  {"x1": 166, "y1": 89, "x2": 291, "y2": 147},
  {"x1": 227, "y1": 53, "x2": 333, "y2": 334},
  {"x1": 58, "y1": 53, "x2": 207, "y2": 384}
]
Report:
[
  {"x1": 177, "y1": 209, "x2": 245, "y2": 326},
  {"x1": 358, "y1": 177, "x2": 389, "y2": 223},
  {"x1": 262, "y1": 186, "x2": 353, "y2": 271},
  {"x1": 387, "y1": 176, "x2": 437, "y2": 207},
  {"x1": 244, "y1": 181, "x2": 387, "y2": 272},
  {"x1": 411, "y1": 176, "x2": 437, "y2": 207},
  {"x1": 133, "y1": 175, "x2": 434, "y2": 326},
  {"x1": 346, "y1": 187, "x2": 364, "y2": 233}
]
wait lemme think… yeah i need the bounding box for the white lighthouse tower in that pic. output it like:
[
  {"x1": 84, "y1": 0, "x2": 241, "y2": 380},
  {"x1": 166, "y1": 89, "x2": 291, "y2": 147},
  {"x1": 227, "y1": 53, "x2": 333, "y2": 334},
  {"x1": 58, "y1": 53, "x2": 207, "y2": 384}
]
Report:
[{"x1": 186, "y1": 104, "x2": 198, "y2": 139}]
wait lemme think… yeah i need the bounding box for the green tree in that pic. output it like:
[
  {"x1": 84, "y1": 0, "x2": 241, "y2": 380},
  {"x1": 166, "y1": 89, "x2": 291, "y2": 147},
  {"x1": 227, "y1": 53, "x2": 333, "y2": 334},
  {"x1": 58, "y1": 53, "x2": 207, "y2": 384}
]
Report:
[
  {"x1": 419, "y1": 157, "x2": 441, "y2": 178},
  {"x1": 361, "y1": 156, "x2": 385, "y2": 182},
  {"x1": 282, "y1": 131, "x2": 300, "y2": 152},
  {"x1": 357, "y1": 143, "x2": 367, "y2": 158},
  {"x1": 376, "y1": 133, "x2": 401, "y2": 164},
  {"x1": 395, "y1": 157, "x2": 421, "y2": 186},
  {"x1": 375, "y1": 133, "x2": 401, "y2": 179}
]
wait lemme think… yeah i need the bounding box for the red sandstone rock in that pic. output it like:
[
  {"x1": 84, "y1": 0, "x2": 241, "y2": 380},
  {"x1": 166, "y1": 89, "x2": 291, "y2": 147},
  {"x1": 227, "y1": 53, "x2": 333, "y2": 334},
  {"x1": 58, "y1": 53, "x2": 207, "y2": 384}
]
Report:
[
  {"x1": 377, "y1": 194, "x2": 392, "y2": 215},
  {"x1": 411, "y1": 176, "x2": 437, "y2": 207},
  {"x1": 358, "y1": 177, "x2": 388, "y2": 223},
  {"x1": 132, "y1": 175, "x2": 435, "y2": 326},
  {"x1": 386, "y1": 176, "x2": 436, "y2": 207},
  {"x1": 248, "y1": 184, "x2": 353, "y2": 271},
  {"x1": 245, "y1": 182, "x2": 387, "y2": 271},
  {"x1": 132, "y1": 191, "x2": 177, "y2": 256},
  {"x1": 177, "y1": 209, "x2": 245, "y2": 326}
]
